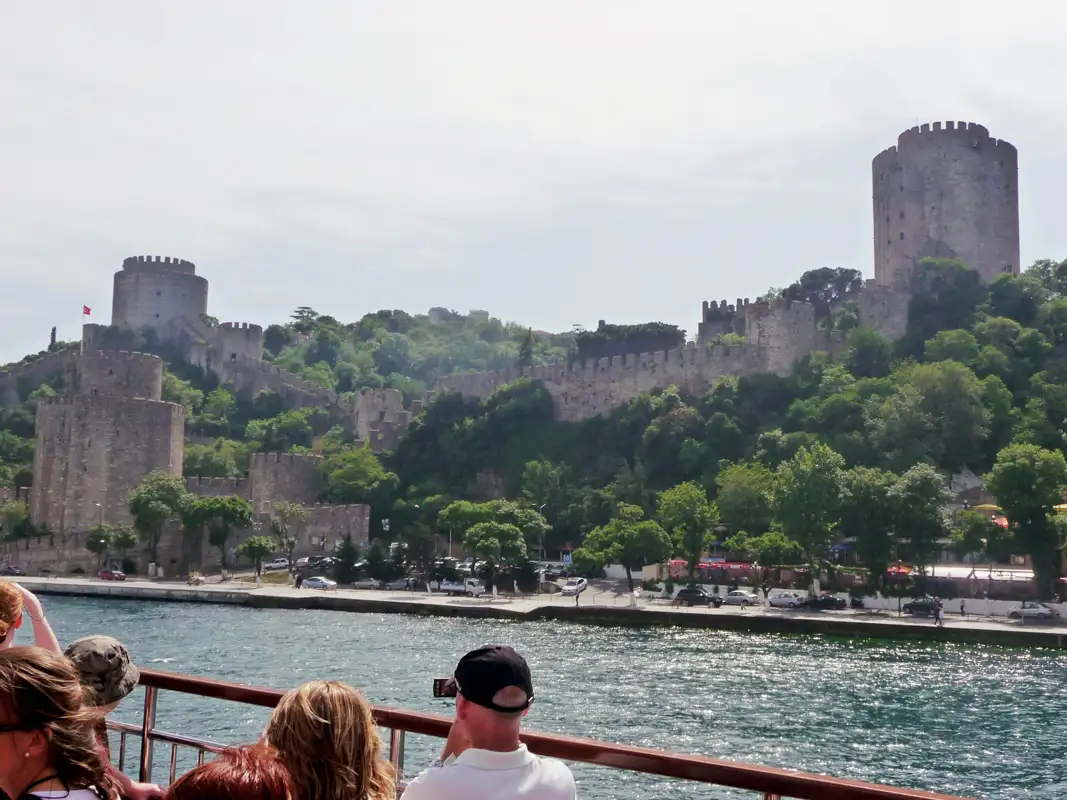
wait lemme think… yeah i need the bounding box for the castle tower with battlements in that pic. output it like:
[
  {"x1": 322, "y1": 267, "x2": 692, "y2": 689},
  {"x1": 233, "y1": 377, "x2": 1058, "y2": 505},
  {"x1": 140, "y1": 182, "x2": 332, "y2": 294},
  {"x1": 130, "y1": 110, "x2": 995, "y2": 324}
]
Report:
[
  {"x1": 30, "y1": 351, "x2": 185, "y2": 533},
  {"x1": 112, "y1": 256, "x2": 209, "y2": 330},
  {"x1": 873, "y1": 121, "x2": 1020, "y2": 286}
]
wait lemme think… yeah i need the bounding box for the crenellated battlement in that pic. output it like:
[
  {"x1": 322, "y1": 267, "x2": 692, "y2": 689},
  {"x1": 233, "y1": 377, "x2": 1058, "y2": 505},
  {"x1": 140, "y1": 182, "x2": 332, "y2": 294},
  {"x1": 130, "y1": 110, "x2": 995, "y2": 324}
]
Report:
[
  {"x1": 186, "y1": 476, "x2": 249, "y2": 495},
  {"x1": 875, "y1": 120, "x2": 1016, "y2": 163},
  {"x1": 218, "y1": 322, "x2": 263, "y2": 333},
  {"x1": 250, "y1": 452, "x2": 325, "y2": 466},
  {"x1": 122, "y1": 255, "x2": 197, "y2": 274}
]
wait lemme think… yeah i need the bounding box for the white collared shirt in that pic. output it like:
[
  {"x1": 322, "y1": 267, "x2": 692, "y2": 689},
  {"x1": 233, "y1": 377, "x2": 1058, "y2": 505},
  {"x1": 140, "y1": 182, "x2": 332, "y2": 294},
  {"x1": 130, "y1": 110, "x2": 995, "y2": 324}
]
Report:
[{"x1": 400, "y1": 744, "x2": 576, "y2": 800}]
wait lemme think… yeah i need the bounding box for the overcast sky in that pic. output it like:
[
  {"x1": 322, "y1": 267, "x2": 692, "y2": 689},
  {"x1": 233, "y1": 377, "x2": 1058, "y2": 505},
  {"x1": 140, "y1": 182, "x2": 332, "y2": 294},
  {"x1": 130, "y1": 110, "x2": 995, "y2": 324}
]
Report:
[{"x1": 2, "y1": 1, "x2": 1066, "y2": 363}]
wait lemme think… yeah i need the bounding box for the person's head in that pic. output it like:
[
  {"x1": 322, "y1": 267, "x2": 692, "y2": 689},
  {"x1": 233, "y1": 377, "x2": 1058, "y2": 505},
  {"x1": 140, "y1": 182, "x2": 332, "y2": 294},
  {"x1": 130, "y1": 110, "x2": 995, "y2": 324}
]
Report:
[
  {"x1": 451, "y1": 645, "x2": 534, "y2": 749},
  {"x1": 265, "y1": 680, "x2": 394, "y2": 800},
  {"x1": 0, "y1": 646, "x2": 118, "y2": 800},
  {"x1": 63, "y1": 635, "x2": 140, "y2": 712},
  {"x1": 164, "y1": 744, "x2": 292, "y2": 800},
  {"x1": 0, "y1": 584, "x2": 23, "y2": 649}
]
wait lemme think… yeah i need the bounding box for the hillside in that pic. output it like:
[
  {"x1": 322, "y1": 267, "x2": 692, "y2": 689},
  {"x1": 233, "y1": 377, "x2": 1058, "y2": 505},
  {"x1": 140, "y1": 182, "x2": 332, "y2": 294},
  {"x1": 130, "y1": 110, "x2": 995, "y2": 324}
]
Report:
[{"x1": 7, "y1": 259, "x2": 1067, "y2": 597}]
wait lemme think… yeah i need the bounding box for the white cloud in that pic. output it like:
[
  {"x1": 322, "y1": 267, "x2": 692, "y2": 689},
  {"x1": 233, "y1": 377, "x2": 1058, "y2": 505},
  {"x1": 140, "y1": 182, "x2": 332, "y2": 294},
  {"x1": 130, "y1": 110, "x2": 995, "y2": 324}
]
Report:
[{"x1": 2, "y1": 1, "x2": 1066, "y2": 361}]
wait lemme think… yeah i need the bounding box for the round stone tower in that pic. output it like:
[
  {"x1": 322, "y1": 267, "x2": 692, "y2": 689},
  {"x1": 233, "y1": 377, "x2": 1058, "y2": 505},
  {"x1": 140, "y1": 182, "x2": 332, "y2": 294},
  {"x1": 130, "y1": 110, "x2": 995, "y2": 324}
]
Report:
[
  {"x1": 111, "y1": 255, "x2": 209, "y2": 329},
  {"x1": 872, "y1": 121, "x2": 1019, "y2": 287}
]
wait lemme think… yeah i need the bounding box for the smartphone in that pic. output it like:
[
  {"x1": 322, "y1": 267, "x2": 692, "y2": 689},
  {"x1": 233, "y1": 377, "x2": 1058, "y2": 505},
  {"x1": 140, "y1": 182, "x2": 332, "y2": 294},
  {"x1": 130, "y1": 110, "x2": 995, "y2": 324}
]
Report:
[{"x1": 433, "y1": 677, "x2": 458, "y2": 698}]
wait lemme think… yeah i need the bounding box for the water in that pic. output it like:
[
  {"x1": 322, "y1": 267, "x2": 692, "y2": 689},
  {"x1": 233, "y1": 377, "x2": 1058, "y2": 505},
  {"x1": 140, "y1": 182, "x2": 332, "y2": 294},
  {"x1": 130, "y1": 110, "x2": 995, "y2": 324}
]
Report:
[{"x1": 25, "y1": 596, "x2": 1067, "y2": 799}]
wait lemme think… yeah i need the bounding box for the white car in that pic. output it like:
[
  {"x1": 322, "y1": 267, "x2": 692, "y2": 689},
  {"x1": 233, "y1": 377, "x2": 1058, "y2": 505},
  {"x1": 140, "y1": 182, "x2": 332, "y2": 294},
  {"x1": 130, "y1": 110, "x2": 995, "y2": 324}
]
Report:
[
  {"x1": 262, "y1": 558, "x2": 289, "y2": 572},
  {"x1": 1009, "y1": 601, "x2": 1060, "y2": 620},
  {"x1": 350, "y1": 577, "x2": 381, "y2": 590},
  {"x1": 302, "y1": 576, "x2": 337, "y2": 590},
  {"x1": 722, "y1": 589, "x2": 761, "y2": 606},
  {"x1": 768, "y1": 591, "x2": 805, "y2": 609},
  {"x1": 294, "y1": 557, "x2": 310, "y2": 569},
  {"x1": 561, "y1": 578, "x2": 588, "y2": 596}
]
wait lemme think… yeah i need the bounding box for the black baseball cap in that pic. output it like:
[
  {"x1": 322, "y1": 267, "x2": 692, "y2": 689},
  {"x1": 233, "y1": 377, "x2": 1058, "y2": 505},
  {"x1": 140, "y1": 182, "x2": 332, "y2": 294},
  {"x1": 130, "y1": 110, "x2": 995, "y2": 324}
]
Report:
[{"x1": 449, "y1": 645, "x2": 534, "y2": 713}]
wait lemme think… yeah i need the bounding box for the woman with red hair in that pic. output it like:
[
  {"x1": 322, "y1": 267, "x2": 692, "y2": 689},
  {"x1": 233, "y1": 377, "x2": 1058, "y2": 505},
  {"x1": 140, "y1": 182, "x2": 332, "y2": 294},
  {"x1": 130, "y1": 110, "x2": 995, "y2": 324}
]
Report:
[{"x1": 165, "y1": 745, "x2": 292, "y2": 800}]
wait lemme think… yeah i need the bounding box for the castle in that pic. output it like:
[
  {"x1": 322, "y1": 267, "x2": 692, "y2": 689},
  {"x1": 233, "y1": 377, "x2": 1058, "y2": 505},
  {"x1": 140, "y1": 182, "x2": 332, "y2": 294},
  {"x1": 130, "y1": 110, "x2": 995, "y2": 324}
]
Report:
[
  {"x1": 441, "y1": 121, "x2": 1021, "y2": 420},
  {"x1": 0, "y1": 120, "x2": 1022, "y2": 573}
]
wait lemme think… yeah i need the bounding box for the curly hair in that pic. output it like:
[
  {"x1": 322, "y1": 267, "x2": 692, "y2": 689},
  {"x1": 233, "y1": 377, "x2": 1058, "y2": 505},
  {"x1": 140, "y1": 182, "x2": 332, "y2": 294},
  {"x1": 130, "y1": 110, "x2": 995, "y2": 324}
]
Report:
[
  {"x1": 0, "y1": 583, "x2": 23, "y2": 644},
  {"x1": 266, "y1": 680, "x2": 395, "y2": 800},
  {"x1": 0, "y1": 646, "x2": 120, "y2": 799}
]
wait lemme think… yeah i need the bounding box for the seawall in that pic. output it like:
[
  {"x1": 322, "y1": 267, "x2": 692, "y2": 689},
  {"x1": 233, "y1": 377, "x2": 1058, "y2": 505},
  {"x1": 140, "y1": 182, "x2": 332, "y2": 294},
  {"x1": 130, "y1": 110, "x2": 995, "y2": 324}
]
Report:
[{"x1": 12, "y1": 578, "x2": 1067, "y2": 649}]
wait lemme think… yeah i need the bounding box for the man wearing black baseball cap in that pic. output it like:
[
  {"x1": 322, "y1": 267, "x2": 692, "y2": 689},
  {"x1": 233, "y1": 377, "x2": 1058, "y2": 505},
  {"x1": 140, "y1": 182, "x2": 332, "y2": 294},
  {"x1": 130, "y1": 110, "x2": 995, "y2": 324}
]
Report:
[{"x1": 400, "y1": 645, "x2": 576, "y2": 799}]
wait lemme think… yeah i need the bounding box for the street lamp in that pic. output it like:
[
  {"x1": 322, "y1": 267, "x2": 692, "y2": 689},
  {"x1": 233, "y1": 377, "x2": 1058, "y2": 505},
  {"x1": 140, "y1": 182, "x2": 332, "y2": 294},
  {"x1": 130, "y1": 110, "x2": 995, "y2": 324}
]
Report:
[{"x1": 538, "y1": 504, "x2": 547, "y2": 562}]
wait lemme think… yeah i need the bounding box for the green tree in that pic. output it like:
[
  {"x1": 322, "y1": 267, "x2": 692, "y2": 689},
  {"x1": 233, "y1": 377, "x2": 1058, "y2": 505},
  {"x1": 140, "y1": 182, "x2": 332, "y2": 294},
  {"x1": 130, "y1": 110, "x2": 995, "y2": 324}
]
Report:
[
  {"x1": 838, "y1": 467, "x2": 897, "y2": 593},
  {"x1": 128, "y1": 471, "x2": 190, "y2": 562},
  {"x1": 581, "y1": 504, "x2": 672, "y2": 591},
  {"x1": 890, "y1": 464, "x2": 952, "y2": 583},
  {"x1": 86, "y1": 524, "x2": 115, "y2": 569},
  {"x1": 951, "y1": 510, "x2": 998, "y2": 561},
  {"x1": 333, "y1": 534, "x2": 361, "y2": 583},
  {"x1": 237, "y1": 536, "x2": 275, "y2": 577},
  {"x1": 987, "y1": 442, "x2": 1067, "y2": 598},
  {"x1": 657, "y1": 481, "x2": 717, "y2": 582},
  {"x1": 773, "y1": 443, "x2": 844, "y2": 587},
  {"x1": 113, "y1": 527, "x2": 138, "y2": 566},
  {"x1": 400, "y1": 523, "x2": 438, "y2": 587},
  {"x1": 716, "y1": 461, "x2": 774, "y2": 536},
  {"x1": 198, "y1": 496, "x2": 254, "y2": 571},
  {"x1": 845, "y1": 327, "x2": 893, "y2": 379},
  {"x1": 0, "y1": 501, "x2": 31, "y2": 541},
  {"x1": 320, "y1": 445, "x2": 399, "y2": 507},
  {"x1": 464, "y1": 521, "x2": 526, "y2": 591},
  {"x1": 516, "y1": 329, "x2": 535, "y2": 369},
  {"x1": 271, "y1": 501, "x2": 309, "y2": 574},
  {"x1": 724, "y1": 529, "x2": 801, "y2": 566}
]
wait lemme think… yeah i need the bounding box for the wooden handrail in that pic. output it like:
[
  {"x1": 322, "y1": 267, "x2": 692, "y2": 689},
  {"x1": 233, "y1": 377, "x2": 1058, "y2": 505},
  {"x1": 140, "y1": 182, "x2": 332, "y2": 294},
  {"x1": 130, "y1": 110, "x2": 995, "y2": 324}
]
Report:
[{"x1": 136, "y1": 668, "x2": 964, "y2": 800}]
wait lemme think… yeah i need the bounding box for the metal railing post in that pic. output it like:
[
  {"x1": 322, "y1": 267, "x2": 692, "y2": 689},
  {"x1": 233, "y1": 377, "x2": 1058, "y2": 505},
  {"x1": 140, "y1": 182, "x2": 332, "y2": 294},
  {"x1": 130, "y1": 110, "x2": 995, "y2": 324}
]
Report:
[
  {"x1": 139, "y1": 686, "x2": 158, "y2": 783},
  {"x1": 388, "y1": 727, "x2": 406, "y2": 776}
]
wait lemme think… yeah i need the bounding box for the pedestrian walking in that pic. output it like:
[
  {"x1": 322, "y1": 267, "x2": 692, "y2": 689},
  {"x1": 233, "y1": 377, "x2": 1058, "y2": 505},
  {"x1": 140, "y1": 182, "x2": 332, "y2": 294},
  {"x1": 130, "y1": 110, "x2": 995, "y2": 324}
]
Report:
[{"x1": 960, "y1": 598, "x2": 966, "y2": 616}]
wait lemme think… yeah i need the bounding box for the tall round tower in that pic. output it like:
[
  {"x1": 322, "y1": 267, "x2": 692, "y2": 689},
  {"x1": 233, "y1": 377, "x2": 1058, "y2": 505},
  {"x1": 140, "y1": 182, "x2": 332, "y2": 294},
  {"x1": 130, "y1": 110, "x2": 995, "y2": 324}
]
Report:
[
  {"x1": 111, "y1": 255, "x2": 209, "y2": 329},
  {"x1": 872, "y1": 121, "x2": 1019, "y2": 286}
]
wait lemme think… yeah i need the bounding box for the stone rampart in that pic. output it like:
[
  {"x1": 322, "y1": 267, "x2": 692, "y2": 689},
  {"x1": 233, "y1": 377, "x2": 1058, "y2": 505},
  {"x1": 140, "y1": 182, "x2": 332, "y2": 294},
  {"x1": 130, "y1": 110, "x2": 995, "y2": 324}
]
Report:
[
  {"x1": 185, "y1": 476, "x2": 250, "y2": 497},
  {"x1": 0, "y1": 531, "x2": 101, "y2": 575},
  {"x1": 248, "y1": 452, "x2": 324, "y2": 515},
  {"x1": 0, "y1": 348, "x2": 77, "y2": 404}
]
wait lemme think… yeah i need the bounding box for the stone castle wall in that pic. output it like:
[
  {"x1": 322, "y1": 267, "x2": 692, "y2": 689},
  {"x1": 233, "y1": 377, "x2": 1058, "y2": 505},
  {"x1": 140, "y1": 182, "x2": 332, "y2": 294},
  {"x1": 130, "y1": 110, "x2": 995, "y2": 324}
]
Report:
[
  {"x1": 30, "y1": 394, "x2": 185, "y2": 533},
  {"x1": 873, "y1": 121, "x2": 1020, "y2": 287},
  {"x1": 439, "y1": 298, "x2": 852, "y2": 420},
  {"x1": 248, "y1": 452, "x2": 324, "y2": 516},
  {"x1": 0, "y1": 349, "x2": 78, "y2": 405}
]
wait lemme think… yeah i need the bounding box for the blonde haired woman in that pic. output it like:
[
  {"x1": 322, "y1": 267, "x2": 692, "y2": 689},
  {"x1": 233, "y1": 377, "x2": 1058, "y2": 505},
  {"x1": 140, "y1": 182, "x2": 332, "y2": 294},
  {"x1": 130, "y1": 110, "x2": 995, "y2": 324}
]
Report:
[
  {"x1": 265, "y1": 680, "x2": 394, "y2": 800},
  {"x1": 0, "y1": 646, "x2": 120, "y2": 800},
  {"x1": 0, "y1": 583, "x2": 61, "y2": 655}
]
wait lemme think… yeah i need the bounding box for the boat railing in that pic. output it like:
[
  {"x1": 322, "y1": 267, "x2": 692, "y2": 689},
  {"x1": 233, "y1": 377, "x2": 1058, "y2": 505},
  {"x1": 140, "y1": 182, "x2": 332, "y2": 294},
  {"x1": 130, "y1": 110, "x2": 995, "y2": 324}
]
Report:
[{"x1": 106, "y1": 667, "x2": 966, "y2": 800}]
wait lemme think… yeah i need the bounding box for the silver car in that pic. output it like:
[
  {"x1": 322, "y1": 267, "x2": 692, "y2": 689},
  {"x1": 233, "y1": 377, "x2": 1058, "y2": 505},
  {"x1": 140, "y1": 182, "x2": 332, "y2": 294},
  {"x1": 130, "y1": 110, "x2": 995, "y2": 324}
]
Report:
[{"x1": 722, "y1": 589, "x2": 761, "y2": 606}]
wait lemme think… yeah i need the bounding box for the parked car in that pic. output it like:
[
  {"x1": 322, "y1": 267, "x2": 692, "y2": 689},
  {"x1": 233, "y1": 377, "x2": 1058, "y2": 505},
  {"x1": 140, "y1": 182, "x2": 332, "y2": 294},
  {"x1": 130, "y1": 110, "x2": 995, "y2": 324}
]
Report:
[
  {"x1": 302, "y1": 576, "x2": 337, "y2": 590},
  {"x1": 382, "y1": 578, "x2": 410, "y2": 590},
  {"x1": 768, "y1": 591, "x2": 806, "y2": 609},
  {"x1": 350, "y1": 577, "x2": 381, "y2": 590},
  {"x1": 674, "y1": 587, "x2": 723, "y2": 607},
  {"x1": 806, "y1": 594, "x2": 848, "y2": 610},
  {"x1": 434, "y1": 578, "x2": 486, "y2": 597},
  {"x1": 294, "y1": 557, "x2": 311, "y2": 569},
  {"x1": 560, "y1": 577, "x2": 588, "y2": 596},
  {"x1": 1009, "y1": 601, "x2": 1060, "y2": 620},
  {"x1": 263, "y1": 558, "x2": 289, "y2": 572},
  {"x1": 902, "y1": 597, "x2": 938, "y2": 617},
  {"x1": 98, "y1": 569, "x2": 126, "y2": 581},
  {"x1": 722, "y1": 589, "x2": 760, "y2": 606},
  {"x1": 1, "y1": 565, "x2": 25, "y2": 576}
]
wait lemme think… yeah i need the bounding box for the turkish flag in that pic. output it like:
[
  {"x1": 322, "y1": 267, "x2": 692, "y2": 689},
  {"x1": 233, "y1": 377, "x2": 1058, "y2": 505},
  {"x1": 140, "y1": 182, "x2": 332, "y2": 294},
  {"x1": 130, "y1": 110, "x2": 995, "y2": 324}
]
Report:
[{"x1": 83, "y1": 306, "x2": 91, "y2": 315}]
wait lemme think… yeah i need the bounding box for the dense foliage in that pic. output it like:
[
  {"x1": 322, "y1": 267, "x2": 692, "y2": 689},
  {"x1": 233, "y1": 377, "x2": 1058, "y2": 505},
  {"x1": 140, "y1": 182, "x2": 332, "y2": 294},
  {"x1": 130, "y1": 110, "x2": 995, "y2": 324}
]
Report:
[{"x1": 9, "y1": 258, "x2": 1067, "y2": 598}]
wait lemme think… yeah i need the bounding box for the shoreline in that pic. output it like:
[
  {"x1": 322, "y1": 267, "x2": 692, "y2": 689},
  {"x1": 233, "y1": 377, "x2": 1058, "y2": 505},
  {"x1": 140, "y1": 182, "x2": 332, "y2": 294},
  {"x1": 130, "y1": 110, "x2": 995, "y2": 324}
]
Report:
[{"x1": 10, "y1": 576, "x2": 1067, "y2": 649}]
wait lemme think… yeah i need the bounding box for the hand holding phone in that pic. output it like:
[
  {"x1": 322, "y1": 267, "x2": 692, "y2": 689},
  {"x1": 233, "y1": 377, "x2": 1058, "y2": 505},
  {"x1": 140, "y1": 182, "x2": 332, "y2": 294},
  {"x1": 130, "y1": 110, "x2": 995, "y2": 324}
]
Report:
[{"x1": 433, "y1": 677, "x2": 458, "y2": 698}]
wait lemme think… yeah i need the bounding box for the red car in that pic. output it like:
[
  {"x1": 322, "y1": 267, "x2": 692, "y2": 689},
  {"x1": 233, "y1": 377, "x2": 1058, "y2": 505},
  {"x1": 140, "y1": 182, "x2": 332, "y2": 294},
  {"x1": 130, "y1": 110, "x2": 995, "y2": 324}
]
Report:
[{"x1": 99, "y1": 569, "x2": 126, "y2": 581}]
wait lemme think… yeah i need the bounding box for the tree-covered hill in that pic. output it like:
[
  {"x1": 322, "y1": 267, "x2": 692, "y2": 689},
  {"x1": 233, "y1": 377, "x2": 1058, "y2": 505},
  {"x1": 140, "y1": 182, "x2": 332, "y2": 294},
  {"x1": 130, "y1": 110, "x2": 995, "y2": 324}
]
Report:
[{"x1": 8, "y1": 260, "x2": 1067, "y2": 600}]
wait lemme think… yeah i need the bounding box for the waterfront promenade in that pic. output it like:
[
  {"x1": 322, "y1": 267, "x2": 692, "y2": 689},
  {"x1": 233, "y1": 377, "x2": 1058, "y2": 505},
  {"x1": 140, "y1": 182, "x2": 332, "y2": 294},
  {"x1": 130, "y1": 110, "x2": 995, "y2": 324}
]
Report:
[{"x1": 8, "y1": 574, "x2": 1067, "y2": 649}]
